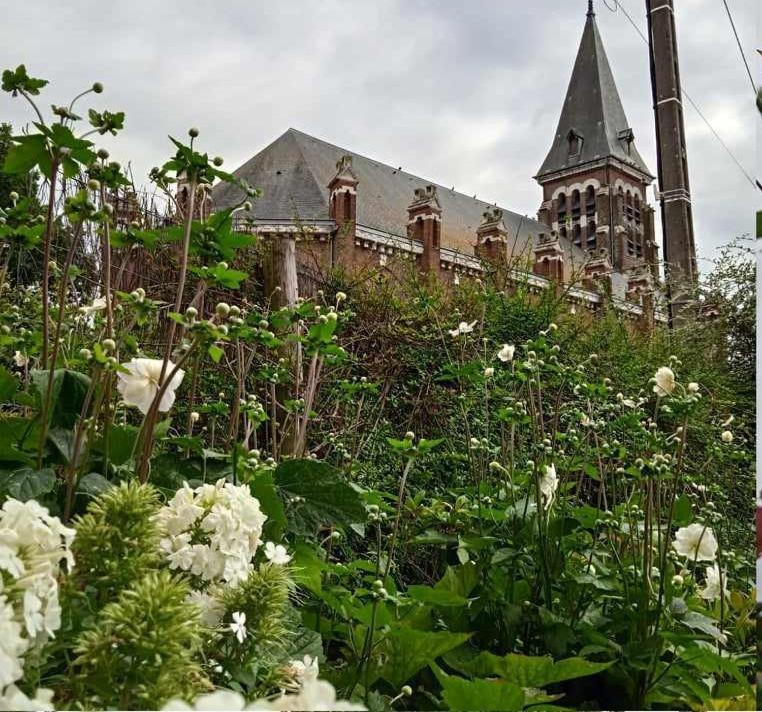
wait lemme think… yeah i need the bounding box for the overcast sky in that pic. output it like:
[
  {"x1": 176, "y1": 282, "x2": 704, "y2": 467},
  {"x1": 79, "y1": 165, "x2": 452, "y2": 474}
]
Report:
[{"x1": 1, "y1": 0, "x2": 758, "y2": 263}]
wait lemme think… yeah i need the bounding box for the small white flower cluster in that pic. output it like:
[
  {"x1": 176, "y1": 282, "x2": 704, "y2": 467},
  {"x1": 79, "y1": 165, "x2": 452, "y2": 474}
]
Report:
[
  {"x1": 156, "y1": 479, "x2": 267, "y2": 585},
  {"x1": 163, "y1": 678, "x2": 365, "y2": 711},
  {"x1": 0, "y1": 499, "x2": 74, "y2": 710}
]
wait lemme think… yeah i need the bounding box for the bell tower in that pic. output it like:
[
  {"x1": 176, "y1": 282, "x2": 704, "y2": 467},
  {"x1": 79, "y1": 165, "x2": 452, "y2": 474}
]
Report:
[{"x1": 535, "y1": 1, "x2": 657, "y2": 277}]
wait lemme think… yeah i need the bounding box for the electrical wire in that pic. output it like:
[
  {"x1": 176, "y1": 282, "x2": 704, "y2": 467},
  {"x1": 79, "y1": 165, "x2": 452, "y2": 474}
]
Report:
[
  {"x1": 604, "y1": 0, "x2": 760, "y2": 192},
  {"x1": 720, "y1": 0, "x2": 758, "y2": 96}
]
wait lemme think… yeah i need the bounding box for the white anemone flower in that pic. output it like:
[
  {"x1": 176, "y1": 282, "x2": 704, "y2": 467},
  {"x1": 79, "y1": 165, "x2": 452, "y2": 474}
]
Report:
[
  {"x1": 652, "y1": 366, "x2": 676, "y2": 396},
  {"x1": 229, "y1": 611, "x2": 247, "y2": 643},
  {"x1": 671, "y1": 523, "x2": 718, "y2": 562},
  {"x1": 698, "y1": 563, "x2": 727, "y2": 602},
  {"x1": 539, "y1": 464, "x2": 559, "y2": 510},
  {"x1": 448, "y1": 321, "x2": 477, "y2": 338},
  {"x1": 79, "y1": 296, "x2": 107, "y2": 316},
  {"x1": 497, "y1": 344, "x2": 515, "y2": 362},
  {"x1": 12, "y1": 351, "x2": 28, "y2": 368},
  {"x1": 483, "y1": 367, "x2": 495, "y2": 378},
  {"x1": 264, "y1": 541, "x2": 292, "y2": 565},
  {"x1": 116, "y1": 358, "x2": 185, "y2": 414}
]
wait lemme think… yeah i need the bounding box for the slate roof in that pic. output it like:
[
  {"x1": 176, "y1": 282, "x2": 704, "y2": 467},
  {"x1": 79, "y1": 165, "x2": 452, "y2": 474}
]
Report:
[
  {"x1": 212, "y1": 128, "x2": 556, "y2": 259},
  {"x1": 536, "y1": 5, "x2": 652, "y2": 180}
]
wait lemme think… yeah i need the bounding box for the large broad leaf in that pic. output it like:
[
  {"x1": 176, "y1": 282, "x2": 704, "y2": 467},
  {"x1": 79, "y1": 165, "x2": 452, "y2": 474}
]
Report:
[
  {"x1": 249, "y1": 470, "x2": 287, "y2": 540},
  {"x1": 447, "y1": 651, "x2": 612, "y2": 688},
  {"x1": 407, "y1": 585, "x2": 468, "y2": 608},
  {"x1": 379, "y1": 628, "x2": 470, "y2": 688},
  {"x1": 0, "y1": 365, "x2": 17, "y2": 402},
  {"x1": 0, "y1": 466, "x2": 56, "y2": 501},
  {"x1": 273, "y1": 459, "x2": 365, "y2": 534},
  {"x1": 31, "y1": 369, "x2": 91, "y2": 428},
  {"x1": 76, "y1": 472, "x2": 113, "y2": 498},
  {"x1": 432, "y1": 665, "x2": 525, "y2": 712}
]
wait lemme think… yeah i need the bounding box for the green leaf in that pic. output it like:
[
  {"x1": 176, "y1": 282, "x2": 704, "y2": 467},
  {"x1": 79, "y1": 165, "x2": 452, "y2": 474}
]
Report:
[
  {"x1": 379, "y1": 628, "x2": 470, "y2": 688},
  {"x1": 672, "y1": 494, "x2": 693, "y2": 526},
  {"x1": 273, "y1": 459, "x2": 365, "y2": 534},
  {"x1": 77, "y1": 472, "x2": 113, "y2": 497},
  {"x1": 249, "y1": 470, "x2": 287, "y2": 540},
  {"x1": 407, "y1": 585, "x2": 468, "y2": 607},
  {"x1": 0, "y1": 466, "x2": 56, "y2": 501},
  {"x1": 2, "y1": 65, "x2": 48, "y2": 95},
  {"x1": 208, "y1": 344, "x2": 224, "y2": 363},
  {"x1": 4, "y1": 134, "x2": 49, "y2": 174},
  {"x1": 31, "y1": 369, "x2": 91, "y2": 429},
  {"x1": 432, "y1": 665, "x2": 525, "y2": 712},
  {"x1": 102, "y1": 424, "x2": 139, "y2": 467},
  {"x1": 448, "y1": 651, "x2": 612, "y2": 688},
  {"x1": 0, "y1": 365, "x2": 18, "y2": 402}
]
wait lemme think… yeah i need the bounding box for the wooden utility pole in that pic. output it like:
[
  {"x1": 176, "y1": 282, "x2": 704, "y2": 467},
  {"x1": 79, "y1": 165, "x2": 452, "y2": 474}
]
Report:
[{"x1": 645, "y1": 0, "x2": 698, "y2": 321}]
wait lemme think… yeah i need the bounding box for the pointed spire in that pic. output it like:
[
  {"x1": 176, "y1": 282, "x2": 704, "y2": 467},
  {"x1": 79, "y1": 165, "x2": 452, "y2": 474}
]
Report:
[{"x1": 535, "y1": 5, "x2": 652, "y2": 180}]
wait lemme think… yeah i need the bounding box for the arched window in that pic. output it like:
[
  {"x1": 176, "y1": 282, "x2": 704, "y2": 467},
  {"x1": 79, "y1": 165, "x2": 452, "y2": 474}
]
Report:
[
  {"x1": 567, "y1": 129, "x2": 583, "y2": 156},
  {"x1": 634, "y1": 195, "x2": 641, "y2": 224},
  {"x1": 343, "y1": 193, "x2": 352, "y2": 222},
  {"x1": 572, "y1": 223, "x2": 582, "y2": 248},
  {"x1": 557, "y1": 193, "x2": 567, "y2": 223},
  {"x1": 571, "y1": 190, "x2": 581, "y2": 222},
  {"x1": 585, "y1": 185, "x2": 596, "y2": 218},
  {"x1": 587, "y1": 221, "x2": 596, "y2": 249},
  {"x1": 625, "y1": 190, "x2": 633, "y2": 221}
]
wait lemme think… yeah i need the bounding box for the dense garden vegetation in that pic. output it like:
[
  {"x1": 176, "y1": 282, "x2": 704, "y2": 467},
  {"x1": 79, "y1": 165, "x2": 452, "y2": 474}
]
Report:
[{"x1": 0, "y1": 67, "x2": 755, "y2": 711}]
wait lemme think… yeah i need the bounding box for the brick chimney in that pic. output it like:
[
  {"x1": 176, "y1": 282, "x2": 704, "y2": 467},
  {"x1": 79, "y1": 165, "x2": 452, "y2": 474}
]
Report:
[
  {"x1": 407, "y1": 185, "x2": 442, "y2": 274},
  {"x1": 533, "y1": 232, "x2": 565, "y2": 283},
  {"x1": 582, "y1": 247, "x2": 613, "y2": 293},
  {"x1": 475, "y1": 208, "x2": 508, "y2": 263},
  {"x1": 328, "y1": 155, "x2": 359, "y2": 236}
]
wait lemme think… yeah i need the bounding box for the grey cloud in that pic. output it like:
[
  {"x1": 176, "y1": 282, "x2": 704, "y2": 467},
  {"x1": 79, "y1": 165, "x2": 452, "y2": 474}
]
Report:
[{"x1": 0, "y1": 0, "x2": 757, "y2": 260}]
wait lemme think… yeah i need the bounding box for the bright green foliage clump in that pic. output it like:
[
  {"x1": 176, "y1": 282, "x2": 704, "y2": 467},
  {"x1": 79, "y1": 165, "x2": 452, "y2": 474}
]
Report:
[
  {"x1": 217, "y1": 563, "x2": 292, "y2": 671},
  {"x1": 73, "y1": 570, "x2": 209, "y2": 709},
  {"x1": 70, "y1": 481, "x2": 162, "y2": 603}
]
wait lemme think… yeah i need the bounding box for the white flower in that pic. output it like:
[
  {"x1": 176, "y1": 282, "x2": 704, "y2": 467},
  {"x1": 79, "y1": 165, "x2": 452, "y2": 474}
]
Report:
[
  {"x1": 448, "y1": 320, "x2": 477, "y2": 338},
  {"x1": 287, "y1": 655, "x2": 320, "y2": 686},
  {"x1": 539, "y1": 464, "x2": 559, "y2": 510},
  {"x1": 671, "y1": 523, "x2": 718, "y2": 561},
  {"x1": 0, "y1": 595, "x2": 26, "y2": 687},
  {"x1": 622, "y1": 398, "x2": 637, "y2": 408},
  {"x1": 78, "y1": 296, "x2": 107, "y2": 316},
  {"x1": 155, "y1": 479, "x2": 266, "y2": 584},
  {"x1": 687, "y1": 382, "x2": 699, "y2": 393},
  {"x1": 335, "y1": 292, "x2": 347, "y2": 302},
  {"x1": 190, "y1": 411, "x2": 200, "y2": 423},
  {"x1": 720, "y1": 430, "x2": 733, "y2": 444},
  {"x1": 652, "y1": 366, "x2": 676, "y2": 396},
  {"x1": 163, "y1": 689, "x2": 248, "y2": 711},
  {"x1": 721, "y1": 414, "x2": 734, "y2": 427},
  {"x1": 117, "y1": 358, "x2": 185, "y2": 414},
  {"x1": 249, "y1": 678, "x2": 366, "y2": 710},
  {"x1": 12, "y1": 351, "x2": 28, "y2": 368},
  {"x1": 229, "y1": 611, "x2": 247, "y2": 643},
  {"x1": 0, "y1": 684, "x2": 54, "y2": 711},
  {"x1": 497, "y1": 344, "x2": 515, "y2": 362},
  {"x1": 699, "y1": 563, "x2": 727, "y2": 602},
  {"x1": 483, "y1": 367, "x2": 494, "y2": 378},
  {"x1": 580, "y1": 413, "x2": 592, "y2": 427},
  {"x1": 264, "y1": 541, "x2": 292, "y2": 565},
  {"x1": 187, "y1": 590, "x2": 225, "y2": 628}
]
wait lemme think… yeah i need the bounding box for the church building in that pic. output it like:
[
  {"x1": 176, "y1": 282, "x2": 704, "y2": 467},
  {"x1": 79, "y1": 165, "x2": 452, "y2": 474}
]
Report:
[{"x1": 212, "y1": 2, "x2": 660, "y2": 319}]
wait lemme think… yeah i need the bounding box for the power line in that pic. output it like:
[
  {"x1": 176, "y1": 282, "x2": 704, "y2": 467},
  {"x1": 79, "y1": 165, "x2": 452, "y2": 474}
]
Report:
[
  {"x1": 604, "y1": 0, "x2": 760, "y2": 193},
  {"x1": 720, "y1": 0, "x2": 758, "y2": 96}
]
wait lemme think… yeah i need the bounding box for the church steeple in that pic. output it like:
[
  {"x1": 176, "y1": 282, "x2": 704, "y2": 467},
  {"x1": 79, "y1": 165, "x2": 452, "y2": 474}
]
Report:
[
  {"x1": 536, "y1": 3, "x2": 652, "y2": 180},
  {"x1": 534, "y1": 3, "x2": 658, "y2": 279}
]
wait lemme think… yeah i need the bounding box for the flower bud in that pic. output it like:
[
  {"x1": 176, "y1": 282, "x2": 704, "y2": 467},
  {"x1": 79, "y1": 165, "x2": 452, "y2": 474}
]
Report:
[
  {"x1": 687, "y1": 382, "x2": 699, "y2": 393},
  {"x1": 190, "y1": 411, "x2": 200, "y2": 423},
  {"x1": 92, "y1": 82, "x2": 104, "y2": 93},
  {"x1": 189, "y1": 127, "x2": 199, "y2": 138},
  {"x1": 87, "y1": 179, "x2": 101, "y2": 191},
  {"x1": 102, "y1": 338, "x2": 116, "y2": 352},
  {"x1": 79, "y1": 348, "x2": 92, "y2": 360},
  {"x1": 212, "y1": 156, "x2": 224, "y2": 166},
  {"x1": 9, "y1": 191, "x2": 19, "y2": 202},
  {"x1": 97, "y1": 148, "x2": 110, "y2": 160},
  {"x1": 215, "y1": 302, "x2": 231, "y2": 318},
  {"x1": 404, "y1": 431, "x2": 415, "y2": 440},
  {"x1": 720, "y1": 430, "x2": 733, "y2": 443},
  {"x1": 401, "y1": 686, "x2": 412, "y2": 697}
]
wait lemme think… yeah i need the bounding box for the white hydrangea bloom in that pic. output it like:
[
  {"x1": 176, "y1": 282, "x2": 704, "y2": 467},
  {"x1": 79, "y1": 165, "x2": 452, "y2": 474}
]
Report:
[
  {"x1": 163, "y1": 679, "x2": 365, "y2": 711},
  {"x1": 156, "y1": 479, "x2": 267, "y2": 585},
  {"x1": 0, "y1": 500, "x2": 72, "y2": 706},
  {"x1": 0, "y1": 684, "x2": 54, "y2": 711},
  {"x1": 672, "y1": 523, "x2": 718, "y2": 562}
]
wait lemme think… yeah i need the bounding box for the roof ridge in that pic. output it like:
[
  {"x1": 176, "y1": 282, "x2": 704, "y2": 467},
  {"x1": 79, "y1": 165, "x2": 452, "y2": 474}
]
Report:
[{"x1": 287, "y1": 127, "x2": 532, "y2": 222}]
